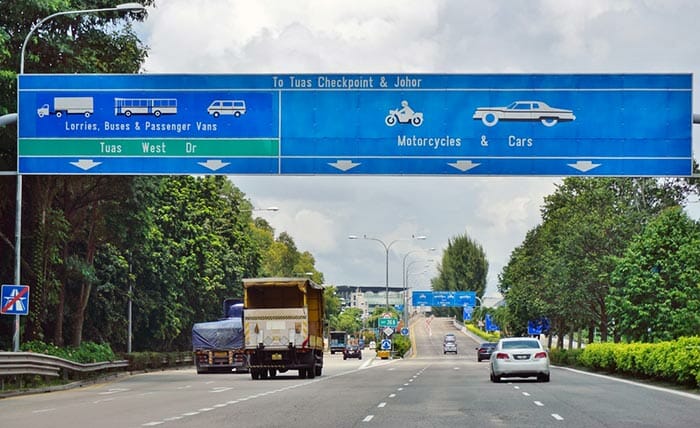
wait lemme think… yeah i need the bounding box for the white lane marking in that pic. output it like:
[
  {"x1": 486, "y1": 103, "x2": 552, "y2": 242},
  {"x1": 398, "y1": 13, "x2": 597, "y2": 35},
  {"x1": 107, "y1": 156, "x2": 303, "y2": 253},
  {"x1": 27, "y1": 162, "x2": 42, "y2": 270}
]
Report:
[
  {"x1": 359, "y1": 358, "x2": 373, "y2": 370},
  {"x1": 552, "y1": 414, "x2": 564, "y2": 421},
  {"x1": 363, "y1": 415, "x2": 374, "y2": 422},
  {"x1": 389, "y1": 394, "x2": 396, "y2": 398},
  {"x1": 513, "y1": 386, "x2": 520, "y2": 390},
  {"x1": 522, "y1": 392, "x2": 531, "y2": 397},
  {"x1": 534, "y1": 401, "x2": 544, "y2": 407},
  {"x1": 99, "y1": 388, "x2": 129, "y2": 395},
  {"x1": 93, "y1": 398, "x2": 115, "y2": 404},
  {"x1": 398, "y1": 387, "x2": 404, "y2": 391},
  {"x1": 32, "y1": 408, "x2": 56, "y2": 414},
  {"x1": 378, "y1": 402, "x2": 387, "y2": 408},
  {"x1": 163, "y1": 416, "x2": 183, "y2": 421},
  {"x1": 403, "y1": 383, "x2": 410, "y2": 386},
  {"x1": 560, "y1": 366, "x2": 700, "y2": 401},
  {"x1": 142, "y1": 422, "x2": 163, "y2": 426},
  {"x1": 176, "y1": 385, "x2": 191, "y2": 390},
  {"x1": 146, "y1": 360, "x2": 400, "y2": 426},
  {"x1": 453, "y1": 367, "x2": 460, "y2": 370},
  {"x1": 409, "y1": 379, "x2": 414, "y2": 382}
]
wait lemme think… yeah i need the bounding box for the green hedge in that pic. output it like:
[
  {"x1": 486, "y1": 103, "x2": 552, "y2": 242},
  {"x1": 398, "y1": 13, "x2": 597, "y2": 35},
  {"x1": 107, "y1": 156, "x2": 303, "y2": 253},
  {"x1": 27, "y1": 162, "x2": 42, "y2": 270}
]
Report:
[
  {"x1": 465, "y1": 323, "x2": 500, "y2": 342},
  {"x1": 575, "y1": 337, "x2": 700, "y2": 387},
  {"x1": 21, "y1": 340, "x2": 116, "y2": 363},
  {"x1": 392, "y1": 335, "x2": 411, "y2": 357}
]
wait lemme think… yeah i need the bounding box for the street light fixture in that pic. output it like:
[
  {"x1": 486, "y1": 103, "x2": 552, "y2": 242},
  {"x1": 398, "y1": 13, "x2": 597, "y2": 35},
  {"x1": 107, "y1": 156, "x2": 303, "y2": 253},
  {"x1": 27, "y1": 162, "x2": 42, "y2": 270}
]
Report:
[
  {"x1": 401, "y1": 248, "x2": 435, "y2": 322},
  {"x1": 14, "y1": 2, "x2": 146, "y2": 352},
  {"x1": 348, "y1": 234, "x2": 427, "y2": 311},
  {"x1": 403, "y1": 259, "x2": 433, "y2": 322}
]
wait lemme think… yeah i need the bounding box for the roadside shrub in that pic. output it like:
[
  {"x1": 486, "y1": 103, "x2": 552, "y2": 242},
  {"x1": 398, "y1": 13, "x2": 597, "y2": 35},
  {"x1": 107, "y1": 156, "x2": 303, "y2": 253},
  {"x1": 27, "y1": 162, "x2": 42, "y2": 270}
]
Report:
[
  {"x1": 578, "y1": 343, "x2": 617, "y2": 372},
  {"x1": 549, "y1": 348, "x2": 583, "y2": 366},
  {"x1": 393, "y1": 335, "x2": 411, "y2": 357},
  {"x1": 465, "y1": 323, "x2": 500, "y2": 342},
  {"x1": 21, "y1": 340, "x2": 116, "y2": 363},
  {"x1": 573, "y1": 337, "x2": 700, "y2": 388}
]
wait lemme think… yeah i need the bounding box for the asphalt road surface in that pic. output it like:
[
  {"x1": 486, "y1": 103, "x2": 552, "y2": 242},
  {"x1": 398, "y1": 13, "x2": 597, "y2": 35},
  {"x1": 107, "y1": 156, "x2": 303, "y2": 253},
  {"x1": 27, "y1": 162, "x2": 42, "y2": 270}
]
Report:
[{"x1": 2, "y1": 316, "x2": 699, "y2": 427}]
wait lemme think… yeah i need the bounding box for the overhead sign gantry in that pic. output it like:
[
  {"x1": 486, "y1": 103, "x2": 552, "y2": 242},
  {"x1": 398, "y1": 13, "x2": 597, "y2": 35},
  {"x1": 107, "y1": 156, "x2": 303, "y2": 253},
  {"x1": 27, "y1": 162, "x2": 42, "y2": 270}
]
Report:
[{"x1": 17, "y1": 73, "x2": 692, "y2": 176}]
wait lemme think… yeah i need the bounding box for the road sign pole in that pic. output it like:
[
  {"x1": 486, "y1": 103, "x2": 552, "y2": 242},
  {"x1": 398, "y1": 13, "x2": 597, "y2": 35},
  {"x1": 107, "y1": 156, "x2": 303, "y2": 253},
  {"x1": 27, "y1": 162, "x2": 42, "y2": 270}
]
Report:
[{"x1": 13, "y1": 315, "x2": 19, "y2": 351}]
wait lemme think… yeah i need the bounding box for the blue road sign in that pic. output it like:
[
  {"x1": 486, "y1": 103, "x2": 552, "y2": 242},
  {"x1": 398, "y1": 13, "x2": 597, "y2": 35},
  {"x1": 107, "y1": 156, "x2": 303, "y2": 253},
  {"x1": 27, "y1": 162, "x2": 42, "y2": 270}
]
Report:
[
  {"x1": 412, "y1": 290, "x2": 433, "y2": 306},
  {"x1": 412, "y1": 290, "x2": 476, "y2": 307},
  {"x1": 1, "y1": 285, "x2": 30, "y2": 315},
  {"x1": 18, "y1": 74, "x2": 692, "y2": 176},
  {"x1": 381, "y1": 339, "x2": 392, "y2": 350},
  {"x1": 401, "y1": 328, "x2": 409, "y2": 336}
]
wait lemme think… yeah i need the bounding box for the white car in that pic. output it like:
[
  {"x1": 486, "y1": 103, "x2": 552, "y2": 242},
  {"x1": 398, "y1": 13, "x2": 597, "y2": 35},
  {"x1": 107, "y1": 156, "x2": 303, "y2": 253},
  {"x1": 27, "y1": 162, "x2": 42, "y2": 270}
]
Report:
[
  {"x1": 473, "y1": 100, "x2": 575, "y2": 127},
  {"x1": 489, "y1": 337, "x2": 550, "y2": 382}
]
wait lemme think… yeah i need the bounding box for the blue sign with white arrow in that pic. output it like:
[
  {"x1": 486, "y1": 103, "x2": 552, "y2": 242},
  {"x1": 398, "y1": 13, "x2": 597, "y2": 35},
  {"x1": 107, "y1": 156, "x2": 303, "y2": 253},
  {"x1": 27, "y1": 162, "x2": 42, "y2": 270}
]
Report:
[{"x1": 18, "y1": 74, "x2": 692, "y2": 176}]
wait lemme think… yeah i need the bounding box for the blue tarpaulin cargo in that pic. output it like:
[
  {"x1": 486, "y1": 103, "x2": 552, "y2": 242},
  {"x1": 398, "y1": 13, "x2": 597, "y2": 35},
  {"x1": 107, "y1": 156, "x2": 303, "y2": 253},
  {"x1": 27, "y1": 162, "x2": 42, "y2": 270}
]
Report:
[{"x1": 192, "y1": 318, "x2": 244, "y2": 350}]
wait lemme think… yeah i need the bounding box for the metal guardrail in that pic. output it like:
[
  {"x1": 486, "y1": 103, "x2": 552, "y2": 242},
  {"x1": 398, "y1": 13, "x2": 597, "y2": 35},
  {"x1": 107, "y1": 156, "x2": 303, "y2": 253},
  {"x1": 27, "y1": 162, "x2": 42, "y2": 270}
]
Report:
[{"x1": 0, "y1": 352, "x2": 129, "y2": 378}]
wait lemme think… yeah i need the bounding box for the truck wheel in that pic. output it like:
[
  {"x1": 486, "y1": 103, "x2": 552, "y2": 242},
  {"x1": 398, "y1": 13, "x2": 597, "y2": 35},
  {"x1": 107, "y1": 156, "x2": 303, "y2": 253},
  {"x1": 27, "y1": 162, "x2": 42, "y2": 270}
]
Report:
[
  {"x1": 315, "y1": 366, "x2": 322, "y2": 376},
  {"x1": 298, "y1": 369, "x2": 307, "y2": 379},
  {"x1": 307, "y1": 367, "x2": 316, "y2": 379},
  {"x1": 268, "y1": 368, "x2": 276, "y2": 378},
  {"x1": 251, "y1": 369, "x2": 260, "y2": 380}
]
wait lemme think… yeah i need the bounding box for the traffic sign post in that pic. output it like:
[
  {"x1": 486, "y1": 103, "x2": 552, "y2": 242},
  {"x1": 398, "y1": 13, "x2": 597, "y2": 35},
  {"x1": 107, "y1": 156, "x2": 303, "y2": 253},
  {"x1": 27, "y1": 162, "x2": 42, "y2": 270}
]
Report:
[
  {"x1": 18, "y1": 74, "x2": 692, "y2": 176},
  {"x1": 1, "y1": 284, "x2": 30, "y2": 315}
]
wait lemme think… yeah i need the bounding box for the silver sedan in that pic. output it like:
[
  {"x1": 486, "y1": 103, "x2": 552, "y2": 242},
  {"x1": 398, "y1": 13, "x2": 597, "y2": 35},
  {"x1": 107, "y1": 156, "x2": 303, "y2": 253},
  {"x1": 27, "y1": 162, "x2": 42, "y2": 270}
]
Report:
[{"x1": 489, "y1": 337, "x2": 550, "y2": 382}]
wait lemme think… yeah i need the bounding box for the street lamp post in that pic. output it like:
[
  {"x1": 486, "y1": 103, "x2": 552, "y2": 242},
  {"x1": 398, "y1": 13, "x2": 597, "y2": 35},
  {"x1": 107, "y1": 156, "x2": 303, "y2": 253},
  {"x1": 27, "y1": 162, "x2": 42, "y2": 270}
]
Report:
[
  {"x1": 401, "y1": 248, "x2": 435, "y2": 323},
  {"x1": 403, "y1": 259, "x2": 432, "y2": 322},
  {"x1": 15, "y1": 2, "x2": 145, "y2": 352},
  {"x1": 348, "y1": 234, "x2": 426, "y2": 312}
]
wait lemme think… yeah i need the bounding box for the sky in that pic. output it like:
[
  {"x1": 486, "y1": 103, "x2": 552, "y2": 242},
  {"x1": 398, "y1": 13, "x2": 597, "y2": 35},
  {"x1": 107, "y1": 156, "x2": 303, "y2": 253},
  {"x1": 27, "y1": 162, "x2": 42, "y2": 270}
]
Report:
[{"x1": 134, "y1": 0, "x2": 700, "y2": 297}]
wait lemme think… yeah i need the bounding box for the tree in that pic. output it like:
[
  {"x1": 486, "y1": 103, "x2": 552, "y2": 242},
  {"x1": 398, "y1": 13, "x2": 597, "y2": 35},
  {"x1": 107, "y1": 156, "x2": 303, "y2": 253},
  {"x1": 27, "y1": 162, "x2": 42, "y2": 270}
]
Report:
[
  {"x1": 499, "y1": 177, "x2": 697, "y2": 345},
  {"x1": 608, "y1": 206, "x2": 700, "y2": 342},
  {"x1": 431, "y1": 232, "x2": 488, "y2": 318},
  {"x1": 0, "y1": 0, "x2": 150, "y2": 348}
]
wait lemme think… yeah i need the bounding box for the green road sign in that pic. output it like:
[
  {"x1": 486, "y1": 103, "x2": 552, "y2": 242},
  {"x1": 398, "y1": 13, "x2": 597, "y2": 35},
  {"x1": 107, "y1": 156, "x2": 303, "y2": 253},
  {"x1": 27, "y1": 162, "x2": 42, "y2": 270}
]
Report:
[{"x1": 378, "y1": 318, "x2": 398, "y2": 328}]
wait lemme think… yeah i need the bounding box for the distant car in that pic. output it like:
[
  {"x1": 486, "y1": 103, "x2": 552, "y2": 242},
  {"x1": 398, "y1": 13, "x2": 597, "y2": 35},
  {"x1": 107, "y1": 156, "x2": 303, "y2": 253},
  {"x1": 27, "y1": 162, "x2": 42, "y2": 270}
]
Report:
[
  {"x1": 473, "y1": 100, "x2": 575, "y2": 127},
  {"x1": 343, "y1": 344, "x2": 362, "y2": 360},
  {"x1": 369, "y1": 341, "x2": 376, "y2": 350},
  {"x1": 476, "y1": 342, "x2": 497, "y2": 362},
  {"x1": 443, "y1": 340, "x2": 458, "y2": 354},
  {"x1": 489, "y1": 337, "x2": 550, "y2": 383},
  {"x1": 443, "y1": 333, "x2": 457, "y2": 354}
]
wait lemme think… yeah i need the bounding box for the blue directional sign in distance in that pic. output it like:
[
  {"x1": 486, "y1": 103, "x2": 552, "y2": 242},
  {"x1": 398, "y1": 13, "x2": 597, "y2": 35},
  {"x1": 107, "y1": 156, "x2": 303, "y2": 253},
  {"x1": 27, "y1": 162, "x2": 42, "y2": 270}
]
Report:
[
  {"x1": 411, "y1": 290, "x2": 476, "y2": 307},
  {"x1": 18, "y1": 74, "x2": 692, "y2": 176}
]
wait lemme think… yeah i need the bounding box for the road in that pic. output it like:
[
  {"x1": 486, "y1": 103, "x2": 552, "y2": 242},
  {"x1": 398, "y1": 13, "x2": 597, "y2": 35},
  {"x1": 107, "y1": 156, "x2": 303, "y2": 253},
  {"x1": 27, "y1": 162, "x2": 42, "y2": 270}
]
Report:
[{"x1": 1, "y1": 316, "x2": 699, "y2": 427}]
